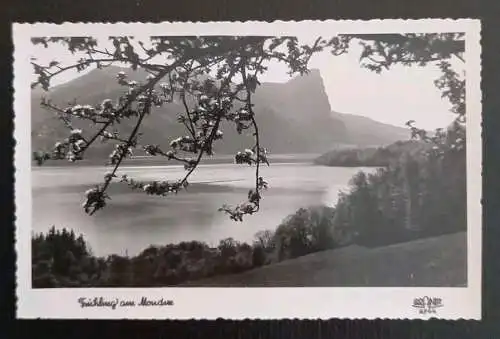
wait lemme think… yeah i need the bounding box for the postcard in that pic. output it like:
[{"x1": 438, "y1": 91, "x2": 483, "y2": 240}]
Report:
[{"x1": 13, "y1": 19, "x2": 482, "y2": 319}]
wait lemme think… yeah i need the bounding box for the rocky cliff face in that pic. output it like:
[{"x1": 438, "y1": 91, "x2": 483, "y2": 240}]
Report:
[
  {"x1": 31, "y1": 66, "x2": 347, "y2": 158},
  {"x1": 30, "y1": 66, "x2": 408, "y2": 161}
]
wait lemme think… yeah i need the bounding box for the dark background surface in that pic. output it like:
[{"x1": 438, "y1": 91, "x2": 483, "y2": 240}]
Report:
[{"x1": 1, "y1": 0, "x2": 499, "y2": 338}]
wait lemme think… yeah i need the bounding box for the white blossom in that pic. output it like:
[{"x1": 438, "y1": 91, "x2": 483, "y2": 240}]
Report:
[
  {"x1": 101, "y1": 99, "x2": 113, "y2": 109},
  {"x1": 75, "y1": 139, "x2": 85, "y2": 148},
  {"x1": 72, "y1": 105, "x2": 83, "y2": 112},
  {"x1": 102, "y1": 131, "x2": 113, "y2": 138},
  {"x1": 66, "y1": 151, "x2": 76, "y2": 162},
  {"x1": 170, "y1": 137, "x2": 182, "y2": 147}
]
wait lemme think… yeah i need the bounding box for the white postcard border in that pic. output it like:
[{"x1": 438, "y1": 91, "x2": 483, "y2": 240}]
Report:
[{"x1": 13, "y1": 19, "x2": 482, "y2": 320}]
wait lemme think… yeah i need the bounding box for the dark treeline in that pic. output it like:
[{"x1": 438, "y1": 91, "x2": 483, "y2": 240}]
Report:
[
  {"x1": 333, "y1": 146, "x2": 466, "y2": 246},
  {"x1": 32, "y1": 206, "x2": 339, "y2": 288},
  {"x1": 313, "y1": 140, "x2": 428, "y2": 167},
  {"x1": 32, "y1": 124, "x2": 466, "y2": 287}
]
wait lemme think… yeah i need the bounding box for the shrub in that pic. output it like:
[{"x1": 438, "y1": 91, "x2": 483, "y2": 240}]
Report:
[{"x1": 274, "y1": 206, "x2": 338, "y2": 261}]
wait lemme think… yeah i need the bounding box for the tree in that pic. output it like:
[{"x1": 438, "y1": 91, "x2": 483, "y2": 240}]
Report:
[{"x1": 31, "y1": 33, "x2": 465, "y2": 220}]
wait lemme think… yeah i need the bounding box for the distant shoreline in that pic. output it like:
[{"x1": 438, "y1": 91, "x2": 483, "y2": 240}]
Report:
[{"x1": 32, "y1": 153, "x2": 323, "y2": 168}]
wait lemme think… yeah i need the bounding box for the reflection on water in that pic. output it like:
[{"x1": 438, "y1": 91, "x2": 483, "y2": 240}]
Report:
[{"x1": 32, "y1": 162, "x2": 373, "y2": 256}]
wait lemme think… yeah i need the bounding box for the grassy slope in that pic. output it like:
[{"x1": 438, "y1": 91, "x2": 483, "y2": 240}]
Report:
[{"x1": 182, "y1": 232, "x2": 467, "y2": 287}]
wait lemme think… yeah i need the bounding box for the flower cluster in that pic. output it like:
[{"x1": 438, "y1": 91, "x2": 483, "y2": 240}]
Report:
[
  {"x1": 234, "y1": 147, "x2": 269, "y2": 166},
  {"x1": 143, "y1": 144, "x2": 176, "y2": 159},
  {"x1": 218, "y1": 202, "x2": 258, "y2": 222},
  {"x1": 116, "y1": 71, "x2": 128, "y2": 86},
  {"x1": 170, "y1": 135, "x2": 199, "y2": 153},
  {"x1": 215, "y1": 129, "x2": 224, "y2": 139},
  {"x1": 99, "y1": 130, "x2": 115, "y2": 142},
  {"x1": 218, "y1": 177, "x2": 268, "y2": 222},
  {"x1": 247, "y1": 189, "x2": 261, "y2": 204},
  {"x1": 65, "y1": 104, "x2": 97, "y2": 118},
  {"x1": 226, "y1": 108, "x2": 254, "y2": 134},
  {"x1": 101, "y1": 99, "x2": 114, "y2": 110},
  {"x1": 104, "y1": 171, "x2": 117, "y2": 182},
  {"x1": 183, "y1": 158, "x2": 198, "y2": 171},
  {"x1": 82, "y1": 187, "x2": 109, "y2": 214},
  {"x1": 189, "y1": 94, "x2": 231, "y2": 125},
  {"x1": 235, "y1": 149, "x2": 255, "y2": 165},
  {"x1": 109, "y1": 144, "x2": 133, "y2": 165},
  {"x1": 48, "y1": 129, "x2": 87, "y2": 163},
  {"x1": 143, "y1": 144, "x2": 162, "y2": 156},
  {"x1": 60, "y1": 98, "x2": 120, "y2": 122},
  {"x1": 52, "y1": 142, "x2": 67, "y2": 160},
  {"x1": 118, "y1": 72, "x2": 173, "y2": 110},
  {"x1": 33, "y1": 151, "x2": 51, "y2": 166},
  {"x1": 257, "y1": 176, "x2": 268, "y2": 190},
  {"x1": 68, "y1": 129, "x2": 84, "y2": 143},
  {"x1": 120, "y1": 175, "x2": 188, "y2": 196}
]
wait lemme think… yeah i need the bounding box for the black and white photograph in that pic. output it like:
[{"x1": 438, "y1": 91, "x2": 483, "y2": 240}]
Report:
[{"x1": 14, "y1": 20, "x2": 482, "y2": 319}]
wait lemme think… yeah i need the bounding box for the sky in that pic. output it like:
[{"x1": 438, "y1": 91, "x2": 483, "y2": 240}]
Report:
[{"x1": 31, "y1": 35, "x2": 463, "y2": 130}]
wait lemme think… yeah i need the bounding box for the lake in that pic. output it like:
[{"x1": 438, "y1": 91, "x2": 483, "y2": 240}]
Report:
[{"x1": 32, "y1": 159, "x2": 374, "y2": 257}]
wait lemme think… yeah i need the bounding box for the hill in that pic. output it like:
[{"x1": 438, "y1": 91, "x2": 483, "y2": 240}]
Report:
[
  {"x1": 181, "y1": 232, "x2": 466, "y2": 287},
  {"x1": 31, "y1": 66, "x2": 410, "y2": 160},
  {"x1": 332, "y1": 111, "x2": 411, "y2": 146},
  {"x1": 314, "y1": 139, "x2": 430, "y2": 167}
]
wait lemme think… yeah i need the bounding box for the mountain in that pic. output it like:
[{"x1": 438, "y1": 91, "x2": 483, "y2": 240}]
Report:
[
  {"x1": 30, "y1": 66, "x2": 408, "y2": 161},
  {"x1": 332, "y1": 111, "x2": 410, "y2": 147}
]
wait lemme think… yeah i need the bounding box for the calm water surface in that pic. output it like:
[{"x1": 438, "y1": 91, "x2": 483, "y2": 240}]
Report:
[{"x1": 32, "y1": 161, "x2": 373, "y2": 256}]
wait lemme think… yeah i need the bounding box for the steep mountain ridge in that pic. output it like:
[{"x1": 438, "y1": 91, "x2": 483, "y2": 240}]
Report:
[
  {"x1": 332, "y1": 111, "x2": 410, "y2": 146},
  {"x1": 31, "y1": 66, "x2": 409, "y2": 160}
]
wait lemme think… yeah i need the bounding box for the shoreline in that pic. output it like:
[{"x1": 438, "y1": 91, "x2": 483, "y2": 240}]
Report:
[{"x1": 31, "y1": 153, "x2": 323, "y2": 169}]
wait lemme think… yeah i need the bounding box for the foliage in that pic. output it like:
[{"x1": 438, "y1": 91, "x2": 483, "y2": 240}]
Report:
[
  {"x1": 32, "y1": 206, "x2": 341, "y2": 287},
  {"x1": 274, "y1": 205, "x2": 338, "y2": 261},
  {"x1": 314, "y1": 140, "x2": 429, "y2": 167},
  {"x1": 32, "y1": 226, "x2": 105, "y2": 287},
  {"x1": 329, "y1": 127, "x2": 466, "y2": 247},
  {"x1": 30, "y1": 33, "x2": 465, "y2": 221},
  {"x1": 32, "y1": 228, "x2": 265, "y2": 287}
]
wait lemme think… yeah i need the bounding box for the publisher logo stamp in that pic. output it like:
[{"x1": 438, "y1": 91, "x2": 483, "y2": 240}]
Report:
[{"x1": 412, "y1": 296, "x2": 443, "y2": 315}]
